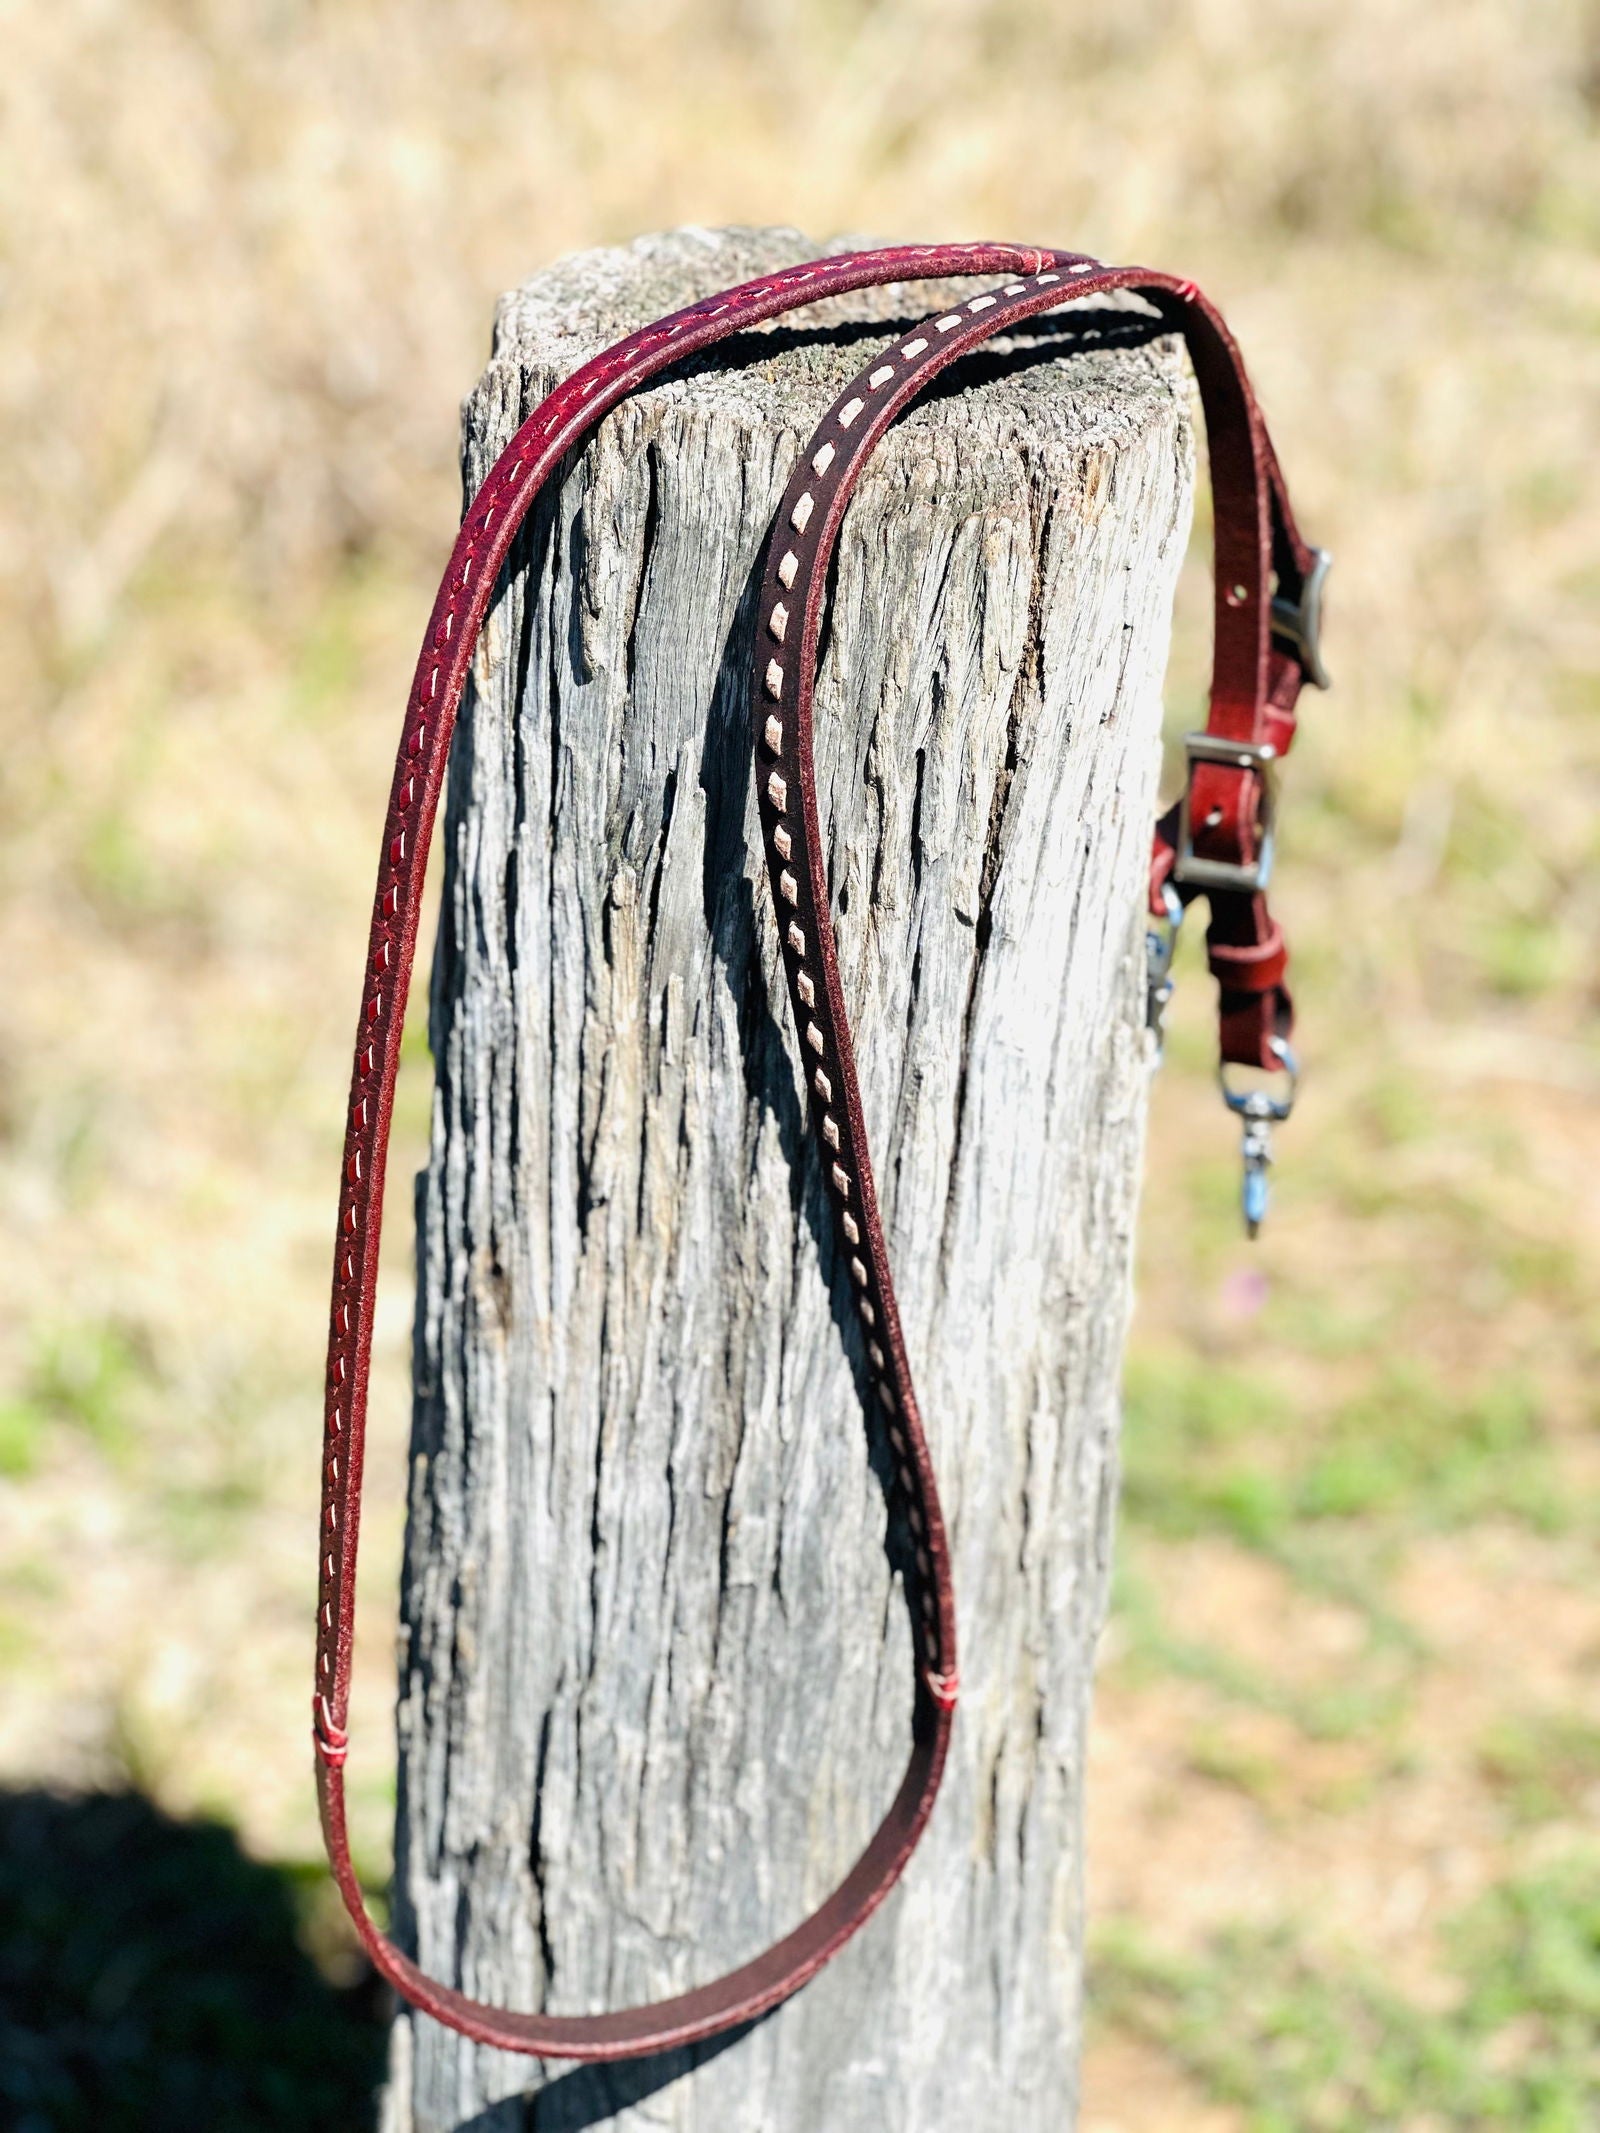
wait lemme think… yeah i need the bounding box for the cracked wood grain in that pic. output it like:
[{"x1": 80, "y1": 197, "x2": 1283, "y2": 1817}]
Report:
[{"x1": 382, "y1": 225, "x2": 1194, "y2": 2133}]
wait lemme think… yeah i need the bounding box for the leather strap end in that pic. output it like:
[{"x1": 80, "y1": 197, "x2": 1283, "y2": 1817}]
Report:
[
  {"x1": 1218, "y1": 985, "x2": 1294, "y2": 1070},
  {"x1": 1148, "y1": 805, "x2": 1181, "y2": 916}
]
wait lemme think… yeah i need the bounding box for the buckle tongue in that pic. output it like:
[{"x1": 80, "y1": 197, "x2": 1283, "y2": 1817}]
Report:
[{"x1": 1271, "y1": 546, "x2": 1332, "y2": 691}]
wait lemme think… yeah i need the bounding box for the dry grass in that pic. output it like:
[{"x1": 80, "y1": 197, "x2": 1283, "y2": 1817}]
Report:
[{"x1": 3, "y1": 1, "x2": 1599, "y2": 2122}]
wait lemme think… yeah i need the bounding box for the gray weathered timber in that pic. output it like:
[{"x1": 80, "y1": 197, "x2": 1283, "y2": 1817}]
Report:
[{"x1": 384, "y1": 225, "x2": 1193, "y2": 2133}]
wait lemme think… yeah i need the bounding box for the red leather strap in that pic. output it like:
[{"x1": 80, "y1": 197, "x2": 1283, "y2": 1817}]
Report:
[
  {"x1": 313, "y1": 242, "x2": 1315, "y2": 2059},
  {"x1": 1207, "y1": 905, "x2": 1293, "y2": 1068},
  {"x1": 1207, "y1": 920, "x2": 1289, "y2": 994},
  {"x1": 1147, "y1": 362, "x2": 1322, "y2": 1070}
]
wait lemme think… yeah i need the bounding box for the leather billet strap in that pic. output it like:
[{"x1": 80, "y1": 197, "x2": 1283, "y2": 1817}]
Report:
[
  {"x1": 313, "y1": 242, "x2": 1319, "y2": 2060},
  {"x1": 1148, "y1": 410, "x2": 1323, "y2": 1070}
]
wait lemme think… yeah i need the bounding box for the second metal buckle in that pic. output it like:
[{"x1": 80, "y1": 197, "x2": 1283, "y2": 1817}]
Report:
[
  {"x1": 1173, "y1": 733, "x2": 1278, "y2": 894},
  {"x1": 1270, "y1": 546, "x2": 1333, "y2": 692}
]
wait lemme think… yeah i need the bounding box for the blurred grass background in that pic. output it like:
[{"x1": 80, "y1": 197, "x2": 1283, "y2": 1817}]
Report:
[{"x1": 2, "y1": 0, "x2": 1598, "y2": 2124}]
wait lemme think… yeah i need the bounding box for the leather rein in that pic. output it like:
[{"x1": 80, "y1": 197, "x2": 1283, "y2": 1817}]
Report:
[{"x1": 312, "y1": 242, "x2": 1328, "y2": 2060}]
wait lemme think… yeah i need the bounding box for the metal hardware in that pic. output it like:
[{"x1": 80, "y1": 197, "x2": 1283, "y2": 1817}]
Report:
[
  {"x1": 1173, "y1": 732, "x2": 1277, "y2": 894},
  {"x1": 1218, "y1": 1035, "x2": 1298, "y2": 1238},
  {"x1": 1270, "y1": 546, "x2": 1332, "y2": 691},
  {"x1": 1144, "y1": 883, "x2": 1184, "y2": 1054}
]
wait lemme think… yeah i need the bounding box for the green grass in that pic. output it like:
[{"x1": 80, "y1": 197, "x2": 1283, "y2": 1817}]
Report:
[
  {"x1": 1477, "y1": 1711, "x2": 1600, "y2": 1830},
  {"x1": 1111, "y1": 1337, "x2": 1583, "y2": 1747},
  {"x1": 0, "y1": 1319, "x2": 154, "y2": 1476},
  {"x1": 1111, "y1": 1553, "x2": 1415, "y2": 1744},
  {"x1": 1093, "y1": 1851, "x2": 1600, "y2": 2131},
  {"x1": 0, "y1": 1315, "x2": 288, "y2": 1543},
  {"x1": 1121, "y1": 1349, "x2": 1574, "y2": 1552}
]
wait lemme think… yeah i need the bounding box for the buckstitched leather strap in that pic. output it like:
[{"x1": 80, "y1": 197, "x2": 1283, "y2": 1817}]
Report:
[{"x1": 313, "y1": 242, "x2": 1320, "y2": 2060}]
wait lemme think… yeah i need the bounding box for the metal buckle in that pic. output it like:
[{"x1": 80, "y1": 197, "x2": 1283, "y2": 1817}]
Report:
[
  {"x1": 1270, "y1": 546, "x2": 1332, "y2": 691},
  {"x1": 1174, "y1": 733, "x2": 1277, "y2": 893}
]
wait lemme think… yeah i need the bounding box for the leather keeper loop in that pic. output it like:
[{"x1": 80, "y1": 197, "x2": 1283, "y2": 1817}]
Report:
[{"x1": 1207, "y1": 920, "x2": 1288, "y2": 993}]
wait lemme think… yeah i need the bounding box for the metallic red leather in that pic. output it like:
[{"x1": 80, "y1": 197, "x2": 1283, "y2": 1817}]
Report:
[{"x1": 313, "y1": 242, "x2": 1326, "y2": 2060}]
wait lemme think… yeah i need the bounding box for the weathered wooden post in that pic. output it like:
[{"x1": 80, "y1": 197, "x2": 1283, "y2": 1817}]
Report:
[{"x1": 383, "y1": 226, "x2": 1192, "y2": 2133}]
